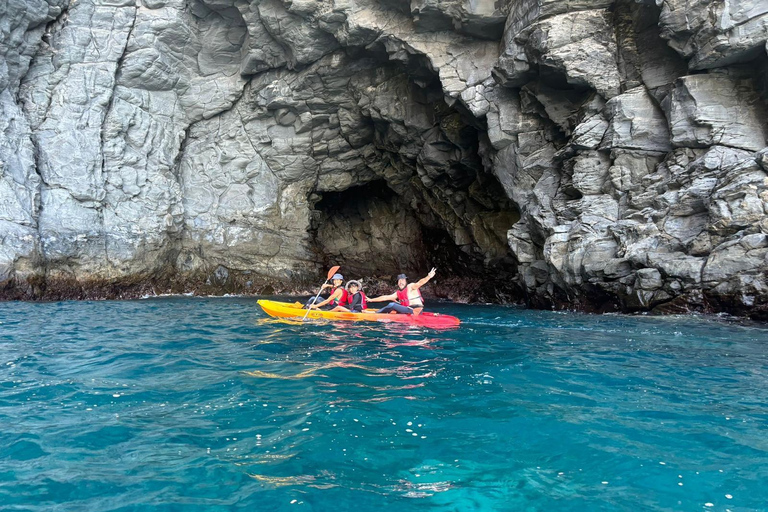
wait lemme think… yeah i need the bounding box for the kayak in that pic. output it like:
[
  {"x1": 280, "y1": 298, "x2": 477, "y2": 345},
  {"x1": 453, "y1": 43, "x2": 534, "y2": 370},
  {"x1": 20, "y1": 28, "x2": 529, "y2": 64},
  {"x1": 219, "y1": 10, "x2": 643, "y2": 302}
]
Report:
[
  {"x1": 258, "y1": 300, "x2": 460, "y2": 329},
  {"x1": 257, "y1": 300, "x2": 460, "y2": 329}
]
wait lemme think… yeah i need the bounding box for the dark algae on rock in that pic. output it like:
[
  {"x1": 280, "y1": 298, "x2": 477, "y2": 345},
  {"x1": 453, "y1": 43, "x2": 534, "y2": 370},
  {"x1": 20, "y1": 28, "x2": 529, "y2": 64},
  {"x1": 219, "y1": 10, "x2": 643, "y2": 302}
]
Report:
[{"x1": 1, "y1": 0, "x2": 767, "y2": 318}]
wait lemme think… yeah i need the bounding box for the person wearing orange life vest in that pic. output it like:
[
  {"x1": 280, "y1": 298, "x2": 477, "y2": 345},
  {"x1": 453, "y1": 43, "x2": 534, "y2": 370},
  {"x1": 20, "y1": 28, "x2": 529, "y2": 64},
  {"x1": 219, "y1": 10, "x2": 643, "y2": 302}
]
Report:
[
  {"x1": 330, "y1": 280, "x2": 367, "y2": 313},
  {"x1": 307, "y1": 273, "x2": 348, "y2": 310},
  {"x1": 367, "y1": 268, "x2": 436, "y2": 316}
]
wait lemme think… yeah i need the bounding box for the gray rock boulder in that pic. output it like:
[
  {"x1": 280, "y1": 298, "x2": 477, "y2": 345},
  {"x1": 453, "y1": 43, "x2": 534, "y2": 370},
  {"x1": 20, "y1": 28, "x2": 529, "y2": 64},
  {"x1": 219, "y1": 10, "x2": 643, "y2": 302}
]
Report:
[
  {"x1": 658, "y1": 0, "x2": 768, "y2": 70},
  {"x1": 667, "y1": 73, "x2": 768, "y2": 152},
  {"x1": 497, "y1": 8, "x2": 622, "y2": 98},
  {"x1": 410, "y1": 0, "x2": 507, "y2": 39},
  {"x1": 602, "y1": 87, "x2": 671, "y2": 153}
]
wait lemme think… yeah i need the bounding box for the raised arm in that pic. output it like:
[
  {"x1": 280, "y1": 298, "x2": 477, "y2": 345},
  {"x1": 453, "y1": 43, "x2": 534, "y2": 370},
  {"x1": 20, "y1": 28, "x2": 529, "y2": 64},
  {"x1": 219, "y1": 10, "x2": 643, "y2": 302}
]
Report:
[
  {"x1": 412, "y1": 267, "x2": 436, "y2": 290},
  {"x1": 367, "y1": 293, "x2": 397, "y2": 303}
]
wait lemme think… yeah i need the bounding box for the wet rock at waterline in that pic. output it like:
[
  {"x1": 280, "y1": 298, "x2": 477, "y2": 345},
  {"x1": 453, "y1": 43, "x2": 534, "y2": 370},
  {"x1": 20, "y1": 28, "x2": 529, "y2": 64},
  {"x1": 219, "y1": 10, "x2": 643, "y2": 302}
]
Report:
[{"x1": 1, "y1": 0, "x2": 767, "y2": 317}]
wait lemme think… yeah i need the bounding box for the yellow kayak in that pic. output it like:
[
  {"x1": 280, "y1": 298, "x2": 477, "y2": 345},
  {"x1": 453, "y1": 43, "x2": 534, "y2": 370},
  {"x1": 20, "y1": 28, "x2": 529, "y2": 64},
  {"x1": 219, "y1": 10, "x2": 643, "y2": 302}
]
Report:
[{"x1": 257, "y1": 300, "x2": 460, "y2": 329}]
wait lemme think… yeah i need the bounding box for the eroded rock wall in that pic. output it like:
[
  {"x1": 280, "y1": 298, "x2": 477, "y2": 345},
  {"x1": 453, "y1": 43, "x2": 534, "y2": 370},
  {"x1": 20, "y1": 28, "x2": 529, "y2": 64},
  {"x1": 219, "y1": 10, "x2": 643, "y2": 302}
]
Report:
[
  {"x1": 492, "y1": 0, "x2": 768, "y2": 316},
  {"x1": 1, "y1": 0, "x2": 767, "y2": 316}
]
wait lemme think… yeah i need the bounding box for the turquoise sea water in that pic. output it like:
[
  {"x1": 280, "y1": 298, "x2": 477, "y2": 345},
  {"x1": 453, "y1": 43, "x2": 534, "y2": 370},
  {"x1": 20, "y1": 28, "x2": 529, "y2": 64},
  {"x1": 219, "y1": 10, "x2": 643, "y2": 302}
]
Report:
[{"x1": 1, "y1": 297, "x2": 766, "y2": 512}]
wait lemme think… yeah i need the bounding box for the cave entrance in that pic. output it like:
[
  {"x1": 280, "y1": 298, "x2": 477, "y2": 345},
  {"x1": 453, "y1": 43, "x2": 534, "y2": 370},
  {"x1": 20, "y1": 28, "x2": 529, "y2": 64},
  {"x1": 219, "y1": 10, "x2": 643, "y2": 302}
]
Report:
[
  {"x1": 310, "y1": 178, "x2": 520, "y2": 301},
  {"x1": 310, "y1": 180, "x2": 430, "y2": 278},
  {"x1": 299, "y1": 46, "x2": 525, "y2": 301}
]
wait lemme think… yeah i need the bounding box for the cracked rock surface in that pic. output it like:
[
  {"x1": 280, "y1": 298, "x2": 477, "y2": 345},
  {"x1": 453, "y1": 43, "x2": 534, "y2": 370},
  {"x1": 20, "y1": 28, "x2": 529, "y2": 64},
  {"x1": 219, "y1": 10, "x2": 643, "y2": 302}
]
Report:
[{"x1": 1, "y1": 0, "x2": 767, "y2": 317}]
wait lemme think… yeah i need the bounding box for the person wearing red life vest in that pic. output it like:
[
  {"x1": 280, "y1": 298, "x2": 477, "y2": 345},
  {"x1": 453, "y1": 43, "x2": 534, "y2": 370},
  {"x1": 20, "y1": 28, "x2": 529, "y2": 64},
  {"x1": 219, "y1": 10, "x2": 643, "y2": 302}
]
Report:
[
  {"x1": 331, "y1": 280, "x2": 367, "y2": 313},
  {"x1": 367, "y1": 268, "x2": 436, "y2": 316},
  {"x1": 307, "y1": 273, "x2": 348, "y2": 310}
]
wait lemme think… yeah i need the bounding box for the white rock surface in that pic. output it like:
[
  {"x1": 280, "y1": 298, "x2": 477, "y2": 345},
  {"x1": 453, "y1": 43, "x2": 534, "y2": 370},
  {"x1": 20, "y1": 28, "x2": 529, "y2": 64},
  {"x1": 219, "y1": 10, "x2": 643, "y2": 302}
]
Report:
[{"x1": 0, "y1": 0, "x2": 766, "y2": 317}]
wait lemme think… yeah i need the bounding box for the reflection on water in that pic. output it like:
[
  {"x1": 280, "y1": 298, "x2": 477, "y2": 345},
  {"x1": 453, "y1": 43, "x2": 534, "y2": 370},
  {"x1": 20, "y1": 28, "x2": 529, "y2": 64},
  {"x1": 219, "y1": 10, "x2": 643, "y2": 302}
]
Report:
[{"x1": 1, "y1": 297, "x2": 767, "y2": 511}]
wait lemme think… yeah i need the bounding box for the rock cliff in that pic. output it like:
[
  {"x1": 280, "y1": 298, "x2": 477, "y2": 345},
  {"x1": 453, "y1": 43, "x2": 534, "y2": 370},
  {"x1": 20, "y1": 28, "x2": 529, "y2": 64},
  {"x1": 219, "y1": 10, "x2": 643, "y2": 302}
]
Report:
[{"x1": 1, "y1": 0, "x2": 767, "y2": 317}]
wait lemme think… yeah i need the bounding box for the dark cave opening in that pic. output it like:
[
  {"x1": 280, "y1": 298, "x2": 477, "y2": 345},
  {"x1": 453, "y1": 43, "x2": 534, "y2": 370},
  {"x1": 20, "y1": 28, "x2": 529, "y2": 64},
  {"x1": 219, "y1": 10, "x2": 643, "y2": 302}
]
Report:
[
  {"x1": 310, "y1": 178, "x2": 521, "y2": 301},
  {"x1": 304, "y1": 46, "x2": 523, "y2": 301},
  {"x1": 310, "y1": 180, "x2": 431, "y2": 278}
]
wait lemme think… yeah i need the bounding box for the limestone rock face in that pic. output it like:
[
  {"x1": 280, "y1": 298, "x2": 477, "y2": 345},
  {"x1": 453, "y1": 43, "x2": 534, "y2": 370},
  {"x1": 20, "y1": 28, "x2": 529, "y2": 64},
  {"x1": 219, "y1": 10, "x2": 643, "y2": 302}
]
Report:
[
  {"x1": 658, "y1": 0, "x2": 768, "y2": 70},
  {"x1": 667, "y1": 73, "x2": 768, "y2": 151},
  {"x1": 1, "y1": 0, "x2": 767, "y2": 316}
]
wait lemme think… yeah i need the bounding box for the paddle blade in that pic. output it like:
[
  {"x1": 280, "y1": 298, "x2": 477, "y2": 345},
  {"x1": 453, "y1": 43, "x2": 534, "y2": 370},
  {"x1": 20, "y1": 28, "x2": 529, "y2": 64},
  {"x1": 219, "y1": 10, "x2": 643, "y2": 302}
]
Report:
[{"x1": 326, "y1": 266, "x2": 341, "y2": 280}]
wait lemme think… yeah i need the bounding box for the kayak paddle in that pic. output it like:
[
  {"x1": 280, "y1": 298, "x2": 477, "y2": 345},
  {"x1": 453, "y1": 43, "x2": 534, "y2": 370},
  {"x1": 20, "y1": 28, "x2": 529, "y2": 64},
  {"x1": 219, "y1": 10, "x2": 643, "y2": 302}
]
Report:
[{"x1": 302, "y1": 266, "x2": 340, "y2": 322}]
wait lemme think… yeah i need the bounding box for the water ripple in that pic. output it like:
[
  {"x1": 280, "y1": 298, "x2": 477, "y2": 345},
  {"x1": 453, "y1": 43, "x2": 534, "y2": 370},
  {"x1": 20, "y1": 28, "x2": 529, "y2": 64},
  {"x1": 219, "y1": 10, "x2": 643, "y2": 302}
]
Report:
[{"x1": 1, "y1": 297, "x2": 767, "y2": 511}]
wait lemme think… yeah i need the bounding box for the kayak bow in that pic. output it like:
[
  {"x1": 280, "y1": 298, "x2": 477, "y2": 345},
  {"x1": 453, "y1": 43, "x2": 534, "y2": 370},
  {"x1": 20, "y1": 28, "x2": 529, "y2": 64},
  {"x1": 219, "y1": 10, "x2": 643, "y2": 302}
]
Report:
[{"x1": 257, "y1": 300, "x2": 460, "y2": 329}]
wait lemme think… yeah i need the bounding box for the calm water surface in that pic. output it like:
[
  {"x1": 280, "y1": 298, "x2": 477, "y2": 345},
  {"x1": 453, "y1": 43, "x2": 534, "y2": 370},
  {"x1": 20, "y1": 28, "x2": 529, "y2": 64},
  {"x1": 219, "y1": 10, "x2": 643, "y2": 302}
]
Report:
[{"x1": 1, "y1": 297, "x2": 766, "y2": 511}]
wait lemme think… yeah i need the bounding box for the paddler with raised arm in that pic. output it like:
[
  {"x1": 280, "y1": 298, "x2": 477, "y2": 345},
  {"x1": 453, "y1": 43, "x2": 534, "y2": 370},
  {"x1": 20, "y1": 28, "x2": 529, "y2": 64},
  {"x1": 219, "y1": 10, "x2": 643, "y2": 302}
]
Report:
[
  {"x1": 367, "y1": 268, "x2": 436, "y2": 316},
  {"x1": 306, "y1": 273, "x2": 348, "y2": 310}
]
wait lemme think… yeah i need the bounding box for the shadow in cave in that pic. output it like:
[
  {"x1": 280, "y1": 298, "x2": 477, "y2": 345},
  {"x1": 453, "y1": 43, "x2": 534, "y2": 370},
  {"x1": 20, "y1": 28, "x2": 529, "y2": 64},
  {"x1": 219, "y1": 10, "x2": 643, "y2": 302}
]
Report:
[
  {"x1": 304, "y1": 46, "x2": 523, "y2": 302},
  {"x1": 310, "y1": 180, "x2": 521, "y2": 301},
  {"x1": 310, "y1": 180, "x2": 429, "y2": 278}
]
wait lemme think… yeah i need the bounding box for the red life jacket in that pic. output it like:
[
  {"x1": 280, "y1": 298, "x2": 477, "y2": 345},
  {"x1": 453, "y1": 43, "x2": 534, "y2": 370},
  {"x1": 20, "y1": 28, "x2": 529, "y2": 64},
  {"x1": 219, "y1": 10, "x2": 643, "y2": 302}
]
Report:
[
  {"x1": 396, "y1": 286, "x2": 423, "y2": 307},
  {"x1": 341, "y1": 291, "x2": 367, "y2": 310},
  {"x1": 329, "y1": 286, "x2": 348, "y2": 306},
  {"x1": 359, "y1": 292, "x2": 367, "y2": 310}
]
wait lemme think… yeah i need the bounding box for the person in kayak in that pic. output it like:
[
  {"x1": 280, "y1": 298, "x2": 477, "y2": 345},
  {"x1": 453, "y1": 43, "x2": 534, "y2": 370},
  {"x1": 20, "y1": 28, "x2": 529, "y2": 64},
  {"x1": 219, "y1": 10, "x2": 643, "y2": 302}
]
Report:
[
  {"x1": 331, "y1": 280, "x2": 367, "y2": 313},
  {"x1": 367, "y1": 268, "x2": 436, "y2": 316},
  {"x1": 307, "y1": 273, "x2": 348, "y2": 310}
]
